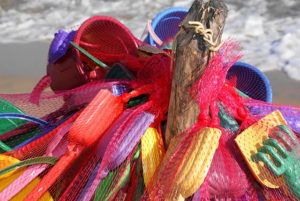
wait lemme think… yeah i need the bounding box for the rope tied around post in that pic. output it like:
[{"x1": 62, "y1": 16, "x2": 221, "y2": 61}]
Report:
[
  {"x1": 170, "y1": 21, "x2": 224, "y2": 71},
  {"x1": 187, "y1": 21, "x2": 224, "y2": 52}
]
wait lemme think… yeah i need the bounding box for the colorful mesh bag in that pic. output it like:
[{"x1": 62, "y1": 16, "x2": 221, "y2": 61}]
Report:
[
  {"x1": 141, "y1": 40, "x2": 299, "y2": 201},
  {"x1": 1, "y1": 8, "x2": 300, "y2": 201},
  {"x1": 0, "y1": 154, "x2": 54, "y2": 201},
  {"x1": 39, "y1": 16, "x2": 141, "y2": 93},
  {"x1": 0, "y1": 113, "x2": 52, "y2": 153},
  {"x1": 23, "y1": 89, "x2": 125, "y2": 200},
  {"x1": 0, "y1": 120, "x2": 72, "y2": 201}
]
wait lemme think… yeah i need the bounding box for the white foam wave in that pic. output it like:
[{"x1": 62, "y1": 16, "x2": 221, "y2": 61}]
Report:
[{"x1": 0, "y1": 0, "x2": 299, "y2": 80}]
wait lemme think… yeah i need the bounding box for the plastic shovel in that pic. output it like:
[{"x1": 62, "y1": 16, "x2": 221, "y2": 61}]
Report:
[
  {"x1": 23, "y1": 89, "x2": 125, "y2": 201},
  {"x1": 78, "y1": 106, "x2": 155, "y2": 201},
  {"x1": 0, "y1": 121, "x2": 73, "y2": 200},
  {"x1": 0, "y1": 154, "x2": 53, "y2": 201}
]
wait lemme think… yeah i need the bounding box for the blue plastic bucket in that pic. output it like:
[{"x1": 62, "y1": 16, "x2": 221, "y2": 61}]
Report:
[
  {"x1": 145, "y1": 7, "x2": 188, "y2": 47},
  {"x1": 227, "y1": 62, "x2": 272, "y2": 103},
  {"x1": 145, "y1": 8, "x2": 272, "y2": 103}
]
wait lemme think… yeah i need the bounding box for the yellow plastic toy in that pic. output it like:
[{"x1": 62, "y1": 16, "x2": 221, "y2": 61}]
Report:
[
  {"x1": 235, "y1": 110, "x2": 287, "y2": 188},
  {"x1": 141, "y1": 128, "x2": 165, "y2": 189},
  {"x1": 174, "y1": 127, "x2": 221, "y2": 199},
  {"x1": 0, "y1": 155, "x2": 53, "y2": 201},
  {"x1": 157, "y1": 127, "x2": 221, "y2": 200}
]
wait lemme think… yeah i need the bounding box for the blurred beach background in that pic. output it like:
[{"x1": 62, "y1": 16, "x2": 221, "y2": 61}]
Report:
[{"x1": 0, "y1": 0, "x2": 299, "y2": 106}]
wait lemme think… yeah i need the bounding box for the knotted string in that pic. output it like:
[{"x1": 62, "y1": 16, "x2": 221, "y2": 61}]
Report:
[
  {"x1": 187, "y1": 21, "x2": 224, "y2": 52},
  {"x1": 170, "y1": 21, "x2": 224, "y2": 71}
]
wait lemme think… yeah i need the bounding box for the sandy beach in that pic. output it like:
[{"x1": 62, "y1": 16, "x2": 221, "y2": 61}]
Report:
[{"x1": 0, "y1": 42, "x2": 299, "y2": 106}]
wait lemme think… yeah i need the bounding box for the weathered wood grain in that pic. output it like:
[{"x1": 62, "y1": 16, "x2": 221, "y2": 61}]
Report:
[{"x1": 165, "y1": 0, "x2": 228, "y2": 146}]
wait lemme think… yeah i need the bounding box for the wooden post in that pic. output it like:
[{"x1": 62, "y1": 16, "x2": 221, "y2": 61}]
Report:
[{"x1": 165, "y1": 0, "x2": 228, "y2": 146}]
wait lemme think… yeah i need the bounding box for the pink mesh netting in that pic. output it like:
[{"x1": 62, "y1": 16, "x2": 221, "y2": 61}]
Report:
[{"x1": 0, "y1": 14, "x2": 299, "y2": 201}]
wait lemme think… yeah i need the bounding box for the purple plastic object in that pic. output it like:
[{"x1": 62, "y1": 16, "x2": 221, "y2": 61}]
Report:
[
  {"x1": 246, "y1": 99, "x2": 300, "y2": 133},
  {"x1": 77, "y1": 162, "x2": 101, "y2": 201},
  {"x1": 48, "y1": 30, "x2": 76, "y2": 64},
  {"x1": 94, "y1": 109, "x2": 134, "y2": 159},
  {"x1": 66, "y1": 82, "x2": 129, "y2": 109},
  {"x1": 79, "y1": 107, "x2": 155, "y2": 201},
  {"x1": 0, "y1": 122, "x2": 71, "y2": 200},
  {"x1": 98, "y1": 110, "x2": 154, "y2": 170}
]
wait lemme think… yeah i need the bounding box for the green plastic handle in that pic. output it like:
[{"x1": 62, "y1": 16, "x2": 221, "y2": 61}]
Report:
[
  {"x1": 252, "y1": 125, "x2": 300, "y2": 200},
  {"x1": 0, "y1": 156, "x2": 58, "y2": 176},
  {"x1": 0, "y1": 141, "x2": 12, "y2": 152},
  {"x1": 70, "y1": 41, "x2": 110, "y2": 70}
]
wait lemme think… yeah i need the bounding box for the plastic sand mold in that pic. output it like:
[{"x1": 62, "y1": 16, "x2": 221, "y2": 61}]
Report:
[
  {"x1": 150, "y1": 127, "x2": 221, "y2": 200},
  {"x1": 252, "y1": 124, "x2": 300, "y2": 200},
  {"x1": 235, "y1": 110, "x2": 299, "y2": 200},
  {"x1": 235, "y1": 110, "x2": 287, "y2": 188},
  {"x1": 141, "y1": 127, "x2": 165, "y2": 189},
  {"x1": 0, "y1": 155, "x2": 53, "y2": 201}
]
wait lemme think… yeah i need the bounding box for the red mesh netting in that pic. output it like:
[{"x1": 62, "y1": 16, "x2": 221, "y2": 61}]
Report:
[
  {"x1": 72, "y1": 16, "x2": 140, "y2": 83},
  {"x1": 47, "y1": 16, "x2": 147, "y2": 92},
  {"x1": 0, "y1": 15, "x2": 299, "y2": 201},
  {"x1": 74, "y1": 16, "x2": 138, "y2": 65},
  {"x1": 141, "y1": 41, "x2": 299, "y2": 201}
]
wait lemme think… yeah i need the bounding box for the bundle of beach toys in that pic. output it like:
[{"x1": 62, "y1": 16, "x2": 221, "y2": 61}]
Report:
[{"x1": 0, "y1": 7, "x2": 299, "y2": 201}]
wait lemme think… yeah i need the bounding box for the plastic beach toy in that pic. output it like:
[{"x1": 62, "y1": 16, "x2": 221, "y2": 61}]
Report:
[
  {"x1": 0, "y1": 155, "x2": 53, "y2": 201},
  {"x1": 144, "y1": 7, "x2": 272, "y2": 103},
  {"x1": 48, "y1": 30, "x2": 76, "y2": 64},
  {"x1": 23, "y1": 89, "x2": 124, "y2": 201},
  {"x1": 0, "y1": 121, "x2": 71, "y2": 201},
  {"x1": 73, "y1": 15, "x2": 138, "y2": 77},
  {"x1": 235, "y1": 110, "x2": 290, "y2": 188},
  {"x1": 227, "y1": 62, "x2": 272, "y2": 103},
  {"x1": 160, "y1": 127, "x2": 221, "y2": 200},
  {"x1": 0, "y1": 98, "x2": 26, "y2": 152},
  {"x1": 47, "y1": 16, "x2": 138, "y2": 91},
  {"x1": 0, "y1": 113, "x2": 52, "y2": 152},
  {"x1": 0, "y1": 99, "x2": 50, "y2": 152},
  {"x1": 141, "y1": 128, "x2": 165, "y2": 189},
  {"x1": 0, "y1": 98, "x2": 26, "y2": 136},
  {"x1": 252, "y1": 124, "x2": 300, "y2": 200},
  {"x1": 145, "y1": 7, "x2": 188, "y2": 47}
]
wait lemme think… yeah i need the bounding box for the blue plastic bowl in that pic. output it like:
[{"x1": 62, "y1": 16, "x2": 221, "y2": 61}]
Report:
[
  {"x1": 144, "y1": 8, "x2": 272, "y2": 103},
  {"x1": 145, "y1": 7, "x2": 188, "y2": 47},
  {"x1": 227, "y1": 62, "x2": 272, "y2": 103}
]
